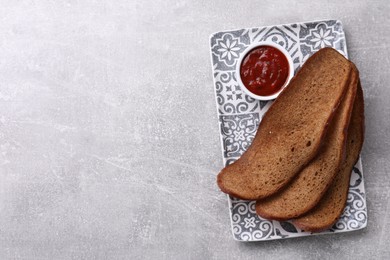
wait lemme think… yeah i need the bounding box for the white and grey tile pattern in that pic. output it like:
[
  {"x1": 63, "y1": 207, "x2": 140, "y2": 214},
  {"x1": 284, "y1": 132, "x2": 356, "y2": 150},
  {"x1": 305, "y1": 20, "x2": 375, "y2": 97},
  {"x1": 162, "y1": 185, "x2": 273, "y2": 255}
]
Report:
[{"x1": 210, "y1": 20, "x2": 367, "y2": 241}]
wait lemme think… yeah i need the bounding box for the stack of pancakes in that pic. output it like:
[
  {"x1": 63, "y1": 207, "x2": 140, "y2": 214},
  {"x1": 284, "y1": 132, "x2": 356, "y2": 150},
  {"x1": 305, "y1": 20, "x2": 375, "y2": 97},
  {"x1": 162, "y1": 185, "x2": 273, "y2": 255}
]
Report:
[{"x1": 217, "y1": 48, "x2": 364, "y2": 232}]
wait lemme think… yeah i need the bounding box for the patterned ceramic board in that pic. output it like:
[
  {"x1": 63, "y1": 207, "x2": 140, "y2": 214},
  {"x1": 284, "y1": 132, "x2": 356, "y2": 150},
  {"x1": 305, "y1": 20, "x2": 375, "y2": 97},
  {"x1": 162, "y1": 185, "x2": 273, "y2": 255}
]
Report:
[{"x1": 210, "y1": 20, "x2": 367, "y2": 241}]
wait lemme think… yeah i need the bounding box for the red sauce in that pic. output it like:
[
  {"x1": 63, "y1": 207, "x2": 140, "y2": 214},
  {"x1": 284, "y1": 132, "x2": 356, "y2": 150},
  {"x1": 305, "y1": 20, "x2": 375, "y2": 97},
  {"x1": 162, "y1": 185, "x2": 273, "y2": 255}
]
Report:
[{"x1": 240, "y1": 45, "x2": 289, "y2": 96}]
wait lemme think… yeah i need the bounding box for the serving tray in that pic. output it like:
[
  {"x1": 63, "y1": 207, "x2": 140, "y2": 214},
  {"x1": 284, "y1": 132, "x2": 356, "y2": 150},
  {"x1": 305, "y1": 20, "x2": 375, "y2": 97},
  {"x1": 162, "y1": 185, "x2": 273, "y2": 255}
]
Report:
[{"x1": 210, "y1": 20, "x2": 367, "y2": 241}]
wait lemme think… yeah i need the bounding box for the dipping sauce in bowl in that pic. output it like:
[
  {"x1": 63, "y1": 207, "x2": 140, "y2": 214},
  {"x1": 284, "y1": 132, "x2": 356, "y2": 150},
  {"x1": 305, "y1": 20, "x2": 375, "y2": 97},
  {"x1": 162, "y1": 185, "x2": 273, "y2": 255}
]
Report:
[
  {"x1": 240, "y1": 46, "x2": 289, "y2": 96},
  {"x1": 236, "y1": 42, "x2": 294, "y2": 100}
]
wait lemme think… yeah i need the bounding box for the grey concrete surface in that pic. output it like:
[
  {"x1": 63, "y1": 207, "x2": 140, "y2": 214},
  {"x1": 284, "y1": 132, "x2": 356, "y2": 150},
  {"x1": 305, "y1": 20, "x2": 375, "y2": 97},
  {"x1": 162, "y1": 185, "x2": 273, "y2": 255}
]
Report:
[{"x1": 0, "y1": 0, "x2": 389, "y2": 259}]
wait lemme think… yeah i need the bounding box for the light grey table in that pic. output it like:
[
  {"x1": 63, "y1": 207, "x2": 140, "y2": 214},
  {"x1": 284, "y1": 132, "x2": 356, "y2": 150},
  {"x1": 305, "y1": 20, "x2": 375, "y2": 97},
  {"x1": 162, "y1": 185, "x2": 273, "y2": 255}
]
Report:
[{"x1": 0, "y1": 1, "x2": 389, "y2": 259}]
